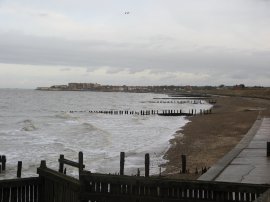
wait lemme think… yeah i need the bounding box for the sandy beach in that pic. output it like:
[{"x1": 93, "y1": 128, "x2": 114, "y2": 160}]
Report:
[{"x1": 163, "y1": 95, "x2": 270, "y2": 179}]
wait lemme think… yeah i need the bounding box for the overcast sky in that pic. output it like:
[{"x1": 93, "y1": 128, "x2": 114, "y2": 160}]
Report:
[{"x1": 0, "y1": 0, "x2": 270, "y2": 88}]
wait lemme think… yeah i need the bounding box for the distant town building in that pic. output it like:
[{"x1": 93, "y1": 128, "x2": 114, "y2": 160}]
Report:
[{"x1": 68, "y1": 83, "x2": 101, "y2": 90}]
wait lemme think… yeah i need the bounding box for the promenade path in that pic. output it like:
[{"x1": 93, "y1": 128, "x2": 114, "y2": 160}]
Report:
[{"x1": 199, "y1": 117, "x2": 270, "y2": 184}]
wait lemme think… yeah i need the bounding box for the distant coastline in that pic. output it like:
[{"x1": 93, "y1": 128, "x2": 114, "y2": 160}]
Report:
[
  {"x1": 36, "y1": 82, "x2": 192, "y2": 93},
  {"x1": 36, "y1": 83, "x2": 270, "y2": 99}
]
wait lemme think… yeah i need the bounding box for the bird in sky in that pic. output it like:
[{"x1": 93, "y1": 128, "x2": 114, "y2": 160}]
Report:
[{"x1": 124, "y1": 12, "x2": 130, "y2": 14}]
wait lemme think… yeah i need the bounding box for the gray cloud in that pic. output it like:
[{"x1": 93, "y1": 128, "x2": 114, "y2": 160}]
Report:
[{"x1": 0, "y1": 32, "x2": 269, "y2": 87}]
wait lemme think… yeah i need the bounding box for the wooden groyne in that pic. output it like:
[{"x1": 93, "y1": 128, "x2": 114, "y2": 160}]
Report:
[
  {"x1": 146, "y1": 100, "x2": 204, "y2": 104},
  {"x1": 1, "y1": 152, "x2": 269, "y2": 202},
  {"x1": 68, "y1": 108, "x2": 212, "y2": 116},
  {"x1": 66, "y1": 97, "x2": 216, "y2": 116}
]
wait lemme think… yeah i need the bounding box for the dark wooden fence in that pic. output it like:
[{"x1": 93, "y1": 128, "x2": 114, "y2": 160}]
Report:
[
  {"x1": 0, "y1": 152, "x2": 269, "y2": 202},
  {"x1": 79, "y1": 172, "x2": 269, "y2": 202},
  {"x1": 37, "y1": 161, "x2": 80, "y2": 202},
  {"x1": 0, "y1": 177, "x2": 40, "y2": 202}
]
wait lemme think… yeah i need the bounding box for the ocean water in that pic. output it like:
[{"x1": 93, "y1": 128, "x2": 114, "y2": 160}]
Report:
[{"x1": 0, "y1": 89, "x2": 212, "y2": 179}]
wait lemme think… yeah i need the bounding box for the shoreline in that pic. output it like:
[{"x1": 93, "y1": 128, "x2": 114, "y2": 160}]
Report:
[{"x1": 162, "y1": 95, "x2": 270, "y2": 179}]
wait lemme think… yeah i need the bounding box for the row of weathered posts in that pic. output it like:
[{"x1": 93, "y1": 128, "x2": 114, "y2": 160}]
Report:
[
  {"x1": 2, "y1": 141, "x2": 268, "y2": 179},
  {"x1": 0, "y1": 152, "x2": 207, "y2": 179},
  {"x1": 150, "y1": 99, "x2": 216, "y2": 104},
  {"x1": 119, "y1": 152, "x2": 151, "y2": 177},
  {"x1": 0, "y1": 156, "x2": 24, "y2": 178},
  {"x1": 148, "y1": 100, "x2": 204, "y2": 104},
  {"x1": 1, "y1": 151, "x2": 270, "y2": 202},
  {"x1": 69, "y1": 109, "x2": 212, "y2": 116}
]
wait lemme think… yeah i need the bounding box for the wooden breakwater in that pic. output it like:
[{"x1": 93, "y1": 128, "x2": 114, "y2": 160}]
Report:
[
  {"x1": 66, "y1": 97, "x2": 216, "y2": 116},
  {"x1": 151, "y1": 99, "x2": 217, "y2": 105},
  {"x1": 146, "y1": 100, "x2": 205, "y2": 104},
  {"x1": 68, "y1": 109, "x2": 212, "y2": 116},
  {"x1": 1, "y1": 152, "x2": 269, "y2": 202}
]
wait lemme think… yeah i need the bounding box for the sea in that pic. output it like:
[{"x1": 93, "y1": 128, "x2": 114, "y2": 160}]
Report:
[{"x1": 0, "y1": 89, "x2": 212, "y2": 179}]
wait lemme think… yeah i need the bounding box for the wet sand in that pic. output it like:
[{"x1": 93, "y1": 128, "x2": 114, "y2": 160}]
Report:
[{"x1": 163, "y1": 96, "x2": 270, "y2": 179}]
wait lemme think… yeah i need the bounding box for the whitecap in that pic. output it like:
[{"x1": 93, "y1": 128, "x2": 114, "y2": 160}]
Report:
[{"x1": 20, "y1": 119, "x2": 37, "y2": 131}]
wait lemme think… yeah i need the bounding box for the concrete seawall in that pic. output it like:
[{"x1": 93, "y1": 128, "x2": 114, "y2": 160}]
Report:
[{"x1": 199, "y1": 117, "x2": 263, "y2": 181}]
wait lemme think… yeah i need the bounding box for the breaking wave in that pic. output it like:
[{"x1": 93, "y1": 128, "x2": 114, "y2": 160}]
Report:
[{"x1": 20, "y1": 119, "x2": 37, "y2": 131}]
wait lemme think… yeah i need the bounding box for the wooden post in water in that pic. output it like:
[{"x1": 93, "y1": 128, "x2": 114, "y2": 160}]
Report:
[
  {"x1": 181, "y1": 155, "x2": 187, "y2": 174},
  {"x1": 59, "y1": 154, "x2": 64, "y2": 173},
  {"x1": 17, "y1": 161, "x2": 22, "y2": 178},
  {"x1": 267, "y1": 142, "x2": 270, "y2": 157},
  {"x1": 137, "y1": 168, "x2": 140, "y2": 176},
  {"x1": 40, "y1": 160, "x2": 47, "y2": 168},
  {"x1": 79, "y1": 151, "x2": 84, "y2": 177},
  {"x1": 2, "y1": 155, "x2": 6, "y2": 171},
  {"x1": 120, "y1": 152, "x2": 125, "y2": 175},
  {"x1": 0, "y1": 165, "x2": 1, "y2": 173},
  {"x1": 145, "y1": 153, "x2": 150, "y2": 177}
]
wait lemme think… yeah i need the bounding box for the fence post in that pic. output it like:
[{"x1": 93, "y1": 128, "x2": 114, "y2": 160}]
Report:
[
  {"x1": 145, "y1": 153, "x2": 150, "y2": 177},
  {"x1": 59, "y1": 154, "x2": 64, "y2": 173},
  {"x1": 181, "y1": 155, "x2": 187, "y2": 174},
  {"x1": 79, "y1": 151, "x2": 84, "y2": 177},
  {"x1": 120, "y1": 152, "x2": 125, "y2": 175},
  {"x1": 17, "y1": 161, "x2": 22, "y2": 178},
  {"x1": 267, "y1": 142, "x2": 270, "y2": 157}
]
